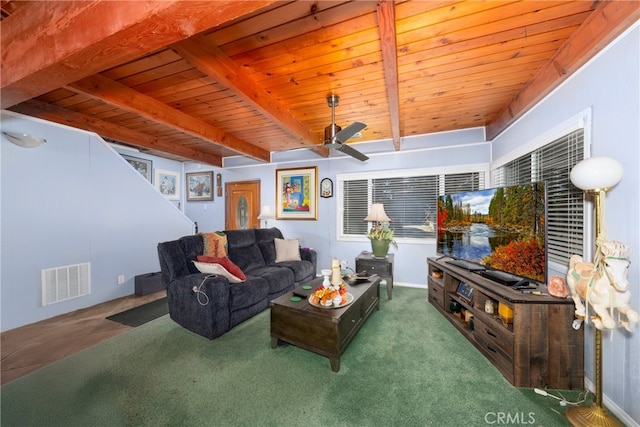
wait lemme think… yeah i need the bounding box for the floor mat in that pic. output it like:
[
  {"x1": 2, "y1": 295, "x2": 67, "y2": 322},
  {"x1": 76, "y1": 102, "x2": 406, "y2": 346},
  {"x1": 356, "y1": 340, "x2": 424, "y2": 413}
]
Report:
[{"x1": 106, "y1": 297, "x2": 168, "y2": 327}]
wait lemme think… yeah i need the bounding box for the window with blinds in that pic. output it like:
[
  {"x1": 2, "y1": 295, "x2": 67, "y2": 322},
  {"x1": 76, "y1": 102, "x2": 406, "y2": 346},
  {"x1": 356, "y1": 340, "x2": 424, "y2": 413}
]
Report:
[
  {"x1": 492, "y1": 129, "x2": 584, "y2": 266},
  {"x1": 339, "y1": 170, "x2": 485, "y2": 240}
]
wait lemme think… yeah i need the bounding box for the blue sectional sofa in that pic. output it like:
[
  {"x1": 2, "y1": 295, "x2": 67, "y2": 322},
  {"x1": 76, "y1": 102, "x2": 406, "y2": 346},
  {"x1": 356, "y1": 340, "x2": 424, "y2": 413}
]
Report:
[{"x1": 157, "y1": 227, "x2": 317, "y2": 339}]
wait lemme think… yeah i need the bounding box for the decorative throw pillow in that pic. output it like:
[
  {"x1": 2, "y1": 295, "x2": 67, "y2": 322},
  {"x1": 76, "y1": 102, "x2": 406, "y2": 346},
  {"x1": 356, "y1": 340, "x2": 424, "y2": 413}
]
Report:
[
  {"x1": 196, "y1": 255, "x2": 246, "y2": 281},
  {"x1": 274, "y1": 238, "x2": 301, "y2": 262},
  {"x1": 193, "y1": 261, "x2": 245, "y2": 283},
  {"x1": 201, "y1": 232, "x2": 228, "y2": 258}
]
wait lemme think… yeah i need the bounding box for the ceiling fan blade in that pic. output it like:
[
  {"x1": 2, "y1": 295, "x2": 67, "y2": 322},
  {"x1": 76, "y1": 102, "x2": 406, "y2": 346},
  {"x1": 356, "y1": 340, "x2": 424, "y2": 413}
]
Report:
[
  {"x1": 334, "y1": 121, "x2": 366, "y2": 143},
  {"x1": 334, "y1": 142, "x2": 369, "y2": 161}
]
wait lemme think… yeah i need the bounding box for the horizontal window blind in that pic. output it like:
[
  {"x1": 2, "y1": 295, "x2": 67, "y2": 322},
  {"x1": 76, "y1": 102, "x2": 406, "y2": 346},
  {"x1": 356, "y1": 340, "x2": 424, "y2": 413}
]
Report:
[
  {"x1": 492, "y1": 129, "x2": 584, "y2": 265},
  {"x1": 340, "y1": 171, "x2": 484, "y2": 240},
  {"x1": 444, "y1": 172, "x2": 483, "y2": 193},
  {"x1": 343, "y1": 179, "x2": 368, "y2": 236}
]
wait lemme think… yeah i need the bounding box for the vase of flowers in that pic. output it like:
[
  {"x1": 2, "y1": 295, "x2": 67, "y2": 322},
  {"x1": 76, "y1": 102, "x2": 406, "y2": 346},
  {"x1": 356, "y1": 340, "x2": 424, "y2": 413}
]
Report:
[{"x1": 367, "y1": 221, "x2": 397, "y2": 258}]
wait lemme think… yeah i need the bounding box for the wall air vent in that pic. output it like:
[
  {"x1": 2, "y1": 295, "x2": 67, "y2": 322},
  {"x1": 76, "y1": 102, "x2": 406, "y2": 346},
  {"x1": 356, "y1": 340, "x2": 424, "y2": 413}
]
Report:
[{"x1": 41, "y1": 262, "x2": 91, "y2": 306}]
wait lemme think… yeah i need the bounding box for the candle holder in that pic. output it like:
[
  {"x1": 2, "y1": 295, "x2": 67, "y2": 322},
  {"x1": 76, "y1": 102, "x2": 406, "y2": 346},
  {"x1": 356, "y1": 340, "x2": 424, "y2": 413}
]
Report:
[{"x1": 321, "y1": 269, "x2": 332, "y2": 288}]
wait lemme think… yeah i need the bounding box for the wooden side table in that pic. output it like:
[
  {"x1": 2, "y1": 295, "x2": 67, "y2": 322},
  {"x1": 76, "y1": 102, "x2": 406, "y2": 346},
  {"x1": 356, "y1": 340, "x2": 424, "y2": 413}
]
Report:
[{"x1": 355, "y1": 252, "x2": 394, "y2": 300}]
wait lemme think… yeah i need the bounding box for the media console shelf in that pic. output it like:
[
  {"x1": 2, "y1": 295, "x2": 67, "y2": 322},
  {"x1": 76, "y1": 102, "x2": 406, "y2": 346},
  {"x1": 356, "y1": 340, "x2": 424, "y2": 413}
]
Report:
[{"x1": 427, "y1": 257, "x2": 584, "y2": 389}]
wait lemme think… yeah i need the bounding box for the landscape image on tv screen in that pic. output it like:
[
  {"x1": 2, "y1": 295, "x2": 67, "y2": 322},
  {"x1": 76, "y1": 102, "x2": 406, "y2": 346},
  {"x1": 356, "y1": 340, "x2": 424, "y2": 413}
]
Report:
[{"x1": 437, "y1": 182, "x2": 546, "y2": 283}]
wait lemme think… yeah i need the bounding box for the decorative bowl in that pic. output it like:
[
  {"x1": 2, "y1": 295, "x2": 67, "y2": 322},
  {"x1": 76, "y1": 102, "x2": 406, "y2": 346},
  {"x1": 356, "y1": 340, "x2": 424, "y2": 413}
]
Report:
[{"x1": 449, "y1": 300, "x2": 462, "y2": 313}]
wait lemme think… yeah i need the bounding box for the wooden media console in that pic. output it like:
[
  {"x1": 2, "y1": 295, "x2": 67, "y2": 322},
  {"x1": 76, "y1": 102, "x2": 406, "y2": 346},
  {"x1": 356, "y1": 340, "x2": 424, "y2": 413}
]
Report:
[{"x1": 427, "y1": 257, "x2": 584, "y2": 389}]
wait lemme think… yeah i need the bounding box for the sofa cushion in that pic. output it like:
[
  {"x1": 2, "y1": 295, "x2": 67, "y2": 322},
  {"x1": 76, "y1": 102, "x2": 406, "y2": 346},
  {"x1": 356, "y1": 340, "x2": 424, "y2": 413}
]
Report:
[
  {"x1": 244, "y1": 265, "x2": 294, "y2": 296},
  {"x1": 255, "y1": 227, "x2": 284, "y2": 265},
  {"x1": 197, "y1": 255, "x2": 246, "y2": 281},
  {"x1": 274, "y1": 238, "x2": 302, "y2": 262},
  {"x1": 276, "y1": 259, "x2": 315, "y2": 282},
  {"x1": 225, "y1": 229, "x2": 258, "y2": 248},
  {"x1": 228, "y1": 277, "x2": 270, "y2": 311},
  {"x1": 226, "y1": 229, "x2": 267, "y2": 272},
  {"x1": 228, "y1": 244, "x2": 266, "y2": 272},
  {"x1": 193, "y1": 261, "x2": 245, "y2": 283}
]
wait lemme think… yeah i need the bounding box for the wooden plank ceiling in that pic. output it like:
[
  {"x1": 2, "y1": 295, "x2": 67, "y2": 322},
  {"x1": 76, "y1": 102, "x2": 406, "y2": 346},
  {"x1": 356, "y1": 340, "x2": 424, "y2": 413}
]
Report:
[{"x1": 2, "y1": 1, "x2": 638, "y2": 166}]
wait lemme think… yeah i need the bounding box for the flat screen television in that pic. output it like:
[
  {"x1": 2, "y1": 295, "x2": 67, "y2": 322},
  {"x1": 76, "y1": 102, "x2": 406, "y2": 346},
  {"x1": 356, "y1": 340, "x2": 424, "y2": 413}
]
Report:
[{"x1": 436, "y1": 182, "x2": 547, "y2": 285}]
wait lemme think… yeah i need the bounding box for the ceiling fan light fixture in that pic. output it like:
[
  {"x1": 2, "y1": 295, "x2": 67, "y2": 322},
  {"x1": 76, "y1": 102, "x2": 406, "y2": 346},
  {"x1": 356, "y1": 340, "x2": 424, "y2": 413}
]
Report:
[{"x1": 324, "y1": 123, "x2": 342, "y2": 142}]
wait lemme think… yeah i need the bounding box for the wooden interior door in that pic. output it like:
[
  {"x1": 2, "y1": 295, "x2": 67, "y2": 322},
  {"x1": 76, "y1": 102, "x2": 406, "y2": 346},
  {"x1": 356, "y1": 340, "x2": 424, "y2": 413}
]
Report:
[{"x1": 225, "y1": 180, "x2": 261, "y2": 230}]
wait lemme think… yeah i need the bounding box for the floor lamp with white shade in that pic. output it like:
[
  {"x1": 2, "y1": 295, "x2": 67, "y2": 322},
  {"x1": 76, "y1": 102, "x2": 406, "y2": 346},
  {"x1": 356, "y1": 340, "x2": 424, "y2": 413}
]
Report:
[{"x1": 566, "y1": 156, "x2": 636, "y2": 427}]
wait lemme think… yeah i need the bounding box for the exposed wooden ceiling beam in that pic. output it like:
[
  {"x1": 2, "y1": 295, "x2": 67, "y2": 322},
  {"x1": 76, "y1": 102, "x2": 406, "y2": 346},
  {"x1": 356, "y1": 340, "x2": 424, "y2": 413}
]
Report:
[
  {"x1": 486, "y1": 0, "x2": 640, "y2": 141},
  {"x1": 67, "y1": 74, "x2": 270, "y2": 162},
  {"x1": 171, "y1": 35, "x2": 329, "y2": 158},
  {"x1": 10, "y1": 99, "x2": 223, "y2": 166},
  {"x1": 377, "y1": 0, "x2": 401, "y2": 150},
  {"x1": 1, "y1": 0, "x2": 278, "y2": 108}
]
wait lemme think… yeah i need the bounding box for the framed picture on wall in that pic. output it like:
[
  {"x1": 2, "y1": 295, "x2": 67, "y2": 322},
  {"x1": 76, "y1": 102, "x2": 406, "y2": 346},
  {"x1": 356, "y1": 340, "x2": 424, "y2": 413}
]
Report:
[
  {"x1": 121, "y1": 154, "x2": 152, "y2": 183},
  {"x1": 275, "y1": 166, "x2": 318, "y2": 220},
  {"x1": 155, "y1": 169, "x2": 180, "y2": 200},
  {"x1": 186, "y1": 171, "x2": 214, "y2": 201}
]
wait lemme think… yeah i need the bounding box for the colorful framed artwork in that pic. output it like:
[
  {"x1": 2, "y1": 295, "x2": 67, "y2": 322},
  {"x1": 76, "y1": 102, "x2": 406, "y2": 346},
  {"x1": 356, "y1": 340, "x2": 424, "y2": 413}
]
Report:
[
  {"x1": 186, "y1": 171, "x2": 214, "y2": 201},
  {"x1": 155, "y1": 169, "x2": 180, "y2": 200},
  {"x1": 121, "y1": 154, "x2": 152, "y2": 182},
  {"x1": 275, "y1": 166, "x2": 318, "y2": 220}
]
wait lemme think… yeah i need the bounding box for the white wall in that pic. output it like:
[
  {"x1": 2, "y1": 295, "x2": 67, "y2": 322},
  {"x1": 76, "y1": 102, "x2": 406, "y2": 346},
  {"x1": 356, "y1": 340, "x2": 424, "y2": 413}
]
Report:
[
  {"x1": 492, "y1": 24, "x2": 640, "y2": 425},
  {"x1": 1, "y1": 112, "x2": 193, "y2": 331}
]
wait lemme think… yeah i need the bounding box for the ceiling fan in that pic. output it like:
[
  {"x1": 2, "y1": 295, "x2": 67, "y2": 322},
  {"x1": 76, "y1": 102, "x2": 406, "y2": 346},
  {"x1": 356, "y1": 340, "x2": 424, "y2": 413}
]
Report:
[{"x1": 322, "y1": 95, "x2": 368, "y2": 161}]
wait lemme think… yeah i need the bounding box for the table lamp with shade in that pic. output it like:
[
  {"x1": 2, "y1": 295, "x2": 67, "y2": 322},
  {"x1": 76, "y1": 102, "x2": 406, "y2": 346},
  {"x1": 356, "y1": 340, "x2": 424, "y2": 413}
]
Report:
[
  {"x1": 364, "y1": 203, "x2": 397, "y2": 258},
  {"x1": 258, "y1": 205, "x2": 274, "y2": 228}
]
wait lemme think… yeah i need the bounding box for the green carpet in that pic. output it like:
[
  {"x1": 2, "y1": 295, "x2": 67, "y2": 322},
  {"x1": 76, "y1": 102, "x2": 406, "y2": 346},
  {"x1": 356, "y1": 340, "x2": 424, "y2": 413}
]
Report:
[
  {"x1": 1, "y1": 287, "x2": 583, "y2": 426},
  {"x1": 106, "y1": 297, "x2": 168, "y2": 327}
]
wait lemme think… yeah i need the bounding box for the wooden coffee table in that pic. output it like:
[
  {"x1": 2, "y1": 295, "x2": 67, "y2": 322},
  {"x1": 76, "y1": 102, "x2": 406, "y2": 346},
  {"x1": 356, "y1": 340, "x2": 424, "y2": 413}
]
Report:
[{"x1": 270, "y1": 276, "x2": 380, "y2": 372}]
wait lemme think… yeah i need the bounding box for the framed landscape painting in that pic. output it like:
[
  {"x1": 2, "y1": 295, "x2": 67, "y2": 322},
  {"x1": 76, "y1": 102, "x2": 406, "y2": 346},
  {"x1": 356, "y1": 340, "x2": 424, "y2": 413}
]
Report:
[
  {"x1": 186, "y1": 171, "x2": 214, "y2": 201},
  {"x1": 155, "y1": 169, "x2": 180, "y2": 200},
  {"x1": 275, "y1": 166, "x2": 317, "y2": 220}
]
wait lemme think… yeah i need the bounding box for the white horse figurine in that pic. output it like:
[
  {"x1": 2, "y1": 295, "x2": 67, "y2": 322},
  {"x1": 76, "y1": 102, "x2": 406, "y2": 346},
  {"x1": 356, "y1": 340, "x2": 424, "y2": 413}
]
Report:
[{"x1": 567, "y1": 241, "x2": 637, "y2": 332}]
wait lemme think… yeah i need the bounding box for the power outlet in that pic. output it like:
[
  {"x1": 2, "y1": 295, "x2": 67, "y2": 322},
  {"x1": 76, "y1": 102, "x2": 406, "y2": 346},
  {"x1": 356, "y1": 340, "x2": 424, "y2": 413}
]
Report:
[
  {"x1": 341, "y1": 260, "x2": 348, "y2": 270},
  {"x1": 117, "y1": 275, "x2": 125, "y2": 285}
]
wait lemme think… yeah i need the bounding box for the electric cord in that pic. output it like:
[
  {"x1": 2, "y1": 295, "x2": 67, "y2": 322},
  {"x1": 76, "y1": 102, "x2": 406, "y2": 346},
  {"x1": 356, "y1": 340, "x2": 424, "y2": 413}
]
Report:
[
  {"x1": 192, "y1": 274, "x2": 213, "y2": 306},
  {"x1": 534, "y1": 388, "x2": 590, "y2": 407}
]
